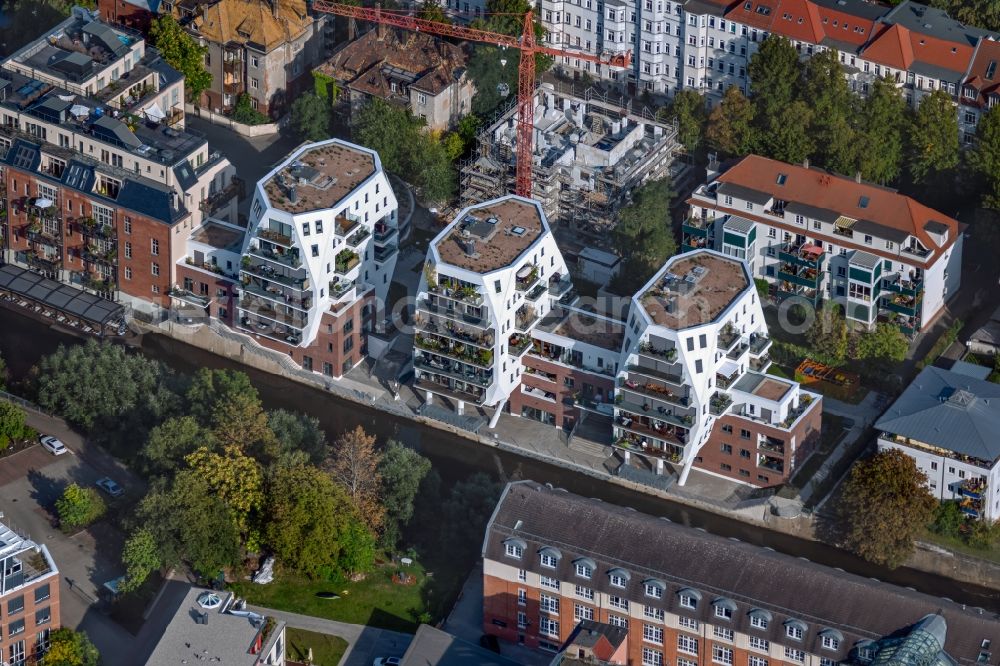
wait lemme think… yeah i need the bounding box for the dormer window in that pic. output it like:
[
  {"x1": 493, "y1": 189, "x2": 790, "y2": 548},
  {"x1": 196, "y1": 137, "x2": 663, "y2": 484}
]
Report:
[
  {"x1": 785, "y1": 619, "x2": 807, "y2": 640},
  {"x1": 539, "y1": 547, "x2": 561, "y2": 569},
  {"x1": 749, "y1": 609, "x2": 771, "y2": 629},
  {"x1": 820, "y1": 629, "x2": 843, "y2": 651},
  {"x1": 503, "y1": 538, "x2": 525, "y2": 559},
  {"x1": 573, "y1": 557, "x2": 595, "y2": 579},
  {"x1": 644, "y1": 579, "x2": 665, "y2": 599},
  {"x1": 713, "y1": 598, "x2": 736, "y2": 620},
  {"x1": 678, "y1": 587, "x2": 702, "y2": 609},
  {"x1": 608, "y1": 567, "x2": 630, "y2": 588}
]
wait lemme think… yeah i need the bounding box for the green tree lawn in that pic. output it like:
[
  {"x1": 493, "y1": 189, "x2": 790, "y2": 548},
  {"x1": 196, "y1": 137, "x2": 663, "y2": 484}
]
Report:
[{"x1": 286, "y1": 628, "x2": 348, "y2": 665}]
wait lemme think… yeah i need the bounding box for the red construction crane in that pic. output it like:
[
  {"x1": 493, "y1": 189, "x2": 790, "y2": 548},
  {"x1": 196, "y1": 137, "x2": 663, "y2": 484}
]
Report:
[{"x1": 311, "y1": 1, "x2": 632, "y2": 196}]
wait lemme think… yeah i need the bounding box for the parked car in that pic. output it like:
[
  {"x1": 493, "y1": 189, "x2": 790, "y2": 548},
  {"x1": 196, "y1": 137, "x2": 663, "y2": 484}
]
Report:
[
  {"x1": 373, "y1": 659, "x2": 401, "y2": 666},
  {"x1": 95, "y1": 477, "x2": 124, "y2": 498},
  {"x1": 39, "y1": 435, "x2": 67, "y2": 456}
]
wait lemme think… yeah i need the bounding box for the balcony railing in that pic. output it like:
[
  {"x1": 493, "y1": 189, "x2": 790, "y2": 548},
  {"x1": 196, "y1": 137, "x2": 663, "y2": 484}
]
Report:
[
  {"x1": 778, "y1": 242, "x2": 825, "y2": 268},
  {"x1": 616, "y1": 399, "x2": 694, "y2": 428},
  {"x1": 709, "y1": 391, "x2": 732, "y2": 415},
  {"x1": 526, "y1": 283, "x2": 546, "y2": 301},
  {"x1": 627, "y1": 363, "x2": 684, "y2": 386},
  {"x1": 638, "y1": 342, "x2": 677, "y2": 362},
  {"x1": 902, "y1": 244, "x2": 930, "y2": 259},
  {"x1": 750, "y1": 355, "x2": 771, "y2": 372},
  {"x1": 619, "y1": 377, "x2": 690, "y2": 407},
  {"x1": 169, "y1": 287, "x2": 210, "y2": 308},
  {"x1": 612, "y1": 435, "x2": 683, "y2": 464},
  {"x1": 249, "y1": 244, "x2": 302, "y2": 269},
  {"x1": 347, "y1": 228, "x2": 371, "y2": 248},
  {"x1": 335, "y1": 250, "x2": 360, "y2": 275},
  {"x1": 508, "y1": 333, "x2": 532, "y2": 356},
  {"x1": 79, "y1": 219, "x2": 116, "y2": 240},
  {"x1": 257, "y1": 228, "x2": 294, "y2": 248},
  {"x1": 727, "y1": 341, "x2": 750, "y2": 360},
  {"x1": 82, "y1": 246, "x2": 118, "y2": 266},
  {"x1": 27, "y1": 229, "x2": 62, "y2": 247},
  {"x1": 415, "y1": 377, "x2": 486, "y2": 405},
  {"x1": 418, "y1": 297, "x2": 490, "y2": 328},
  {"x1": 758, "y1": 455, "x2": 785, "y2": 473},
  {"x1": 883, "y1": 276, "x2": 924, "y2": 296},
  {"x1": 375, "y1": 245, "x2": 398, "y2": 264},
  {"x1": 515, "y1": 304, "x2": 539, "y2": 332},
  {"x1": 717, "y1": 326, "x2": 740, "y2": 351},
  {"x1": 430, "y1": 283, "x2": 483, "y2": 306},
  {"x1": 749, "y1": 334, "x2": 771, "y2": 355},
  {"x1": 336, "y1": 215, "x2": 361, "y2": 237},
  {"x1": 415, "y1": 355, "x2": 493, "y2": 387},
  {"x1": 515, "y1": 266, "x2": 540, "y2": 292},
  {"x1": 241, "y1": 280, "x2": 312, "y2": 310},
  {"x1": 415, "y1": 316, "x2": 495, "y2": 349},
  {"x1": 200, "y1": 178, "x2": 243, "y2": 215},
  {"x1": 778, "y1": 265, "x2": 821, "y2": 288},
  {"x1": 241, "y1": 262, "x2": 308, "y2": 290},
  {"x1": 415, "y1": 334, "x2": 494, "y2": 367},
  {"x1": 548, "y1": 276, "x2": 573, "y2": 296}
]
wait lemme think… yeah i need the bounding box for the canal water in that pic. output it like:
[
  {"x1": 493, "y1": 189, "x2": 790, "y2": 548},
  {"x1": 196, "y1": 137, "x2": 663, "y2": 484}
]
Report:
[{"x1": 0, "y1": 307, "x2": 991, "y2": 608}]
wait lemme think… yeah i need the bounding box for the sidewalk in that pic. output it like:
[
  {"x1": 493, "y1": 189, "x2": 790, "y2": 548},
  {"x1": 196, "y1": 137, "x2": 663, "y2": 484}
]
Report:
[{"x1": 249, "y1": 606, "x2": 413, "y2": 666}]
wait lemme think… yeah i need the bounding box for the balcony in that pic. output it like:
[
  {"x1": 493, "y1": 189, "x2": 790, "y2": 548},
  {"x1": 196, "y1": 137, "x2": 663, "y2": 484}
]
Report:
[
  {"x1": 515, "y1": 265, "x2": 540, "y2": 292},
  {"x1": 415, "y1": 316, "x2": 495, "y2": 349},
  {"x1": 375, "y1": 244, "x2": 398, "y2": 264},
  {"x1": 758, "y1": 454, "x2": 785, "y2": 473},
  {"x1": 717, "y1": 325, "x2": 740, "y2": 352},
  {"x1": 169, "y1": 287, "x2": 210, "y2": 308},
  {"x1": 778, "y1": 242, "x2": 825, "y2": 268},
  {"x1": 526, "y1": 283, "x2": 546, "y2": 301},
  {"x1": 758, "y1": 436, "x2": 785, "y2": 455},
  {"x1": 82, "y1": 245, "x2": 118, "y2": 266},
  {"x1": 257, "y1": 228, "x2": 294, "y2": 248},
  {"x1": 336, "y1": 214, "x2": 361, "y2": 237},
  {"x1": 882, "y1": 293, "x2": 920, "y2": 316},
  {"x1": 249, "y1": 244, "x2": 303, "y2": 269},
  {"x1": 776, "y1": 282, "x2": 821, "y2": 304},
  {"x1": 957, "y1": 478, "x2": 987, "y2": 500},
  {"x1": 238, "y1": 297, "x2": 309, "y2": 329},
  {"x1": 627, "y1": 363, "x2": 684, "y2": 386},
  {"x1": 619, "y1": 377, "x2": 690, "y2": 407},
  {"x1": 27, "y1": 228, "x2": 62, "y2": 248},
  {"x1": 515, "y1": 304, "x2": 539, "y2": 332},
  {"x1": 78, "y1": 219, "x2": 116, "y2": 240},
  {"x1": 638, "y1": 342, "x2": 677, "y2": 362},
  {"x1": 200, "y1": 178, "x2": 243, "y2": 216},
  {"x1": 548, "y1": 275, "x2": 573, "y2": 297},
  {"x1": 902, "y1": 243, "x2": 930, "y2": 259},
  {"x1": 778, "y1": 264, "x2": 821, "y2": 288},
  {"x1": 709, "y1": 391, "x2": 732, "y2": 416},
  {"x1": 508, "y1": 333, "x2": 532, "y2": 357},
  {"x1": 415, "y1": 355, "x2": 493, "y2": 387},
  {"x1": 329, "y1": 278, "x2": 355, "y2": 300},
  {"x1": 241, "y1": 261, "x2": 308, "y2": 290},
  {"x1": 750, "y1": 354, "x2": 772, "y2": 373},
  {"x1": 415, "y1": 334, "x2": 494, "y2": 368},
  {"x1": 237, "y1": 316, "x2": 302, "y2": 345},
  {"x1": 241, "y1": 279, "x2": 312, "y2": 311},
  {"x1": 617, "y1": 399, "x2": 694, "y2": 429},
  {"x1": 614, "y1": 414, "x2": 687, "y2": 448},
  {"x1": 26, "y1": 253, "x2": 61, "y2": 272},
  {"x1": 335, "y1": 249, "x2": 360, "y2": 275},
  {"x1": 612, "y1": 435, "x2": 683, "y2": 464},
  {"x1": 682, "y1": 234, "x2": 711, "y2": 251},
  {"x1": 418, "y1": 297, "x2": 490, "y2": 328},
  {"x1": 727, "y1": 340, "x2": 750, "y2": 361},
  {"x1": 530, "y1": 345, "x2": 616, "y2": 378},
  {"x1": 374, "y1": 223, "x2": 397, "y2": 244},
  {"x1": 884, "y1": 276, "x2": 923, "y2": 296},
  {"x1": 415, "y1": 376, "x2": 487, "y2": 405},
  {"x1": 682, "y1": 216, "x2": 713, "y2": 235},
  {"x1": 521, "y1": 385, "x2": 557, "y2": 403},
  {"x1": 347, "y1": 228, "x2": 370, "y2": 248},
  {"x1": 749, "y1": 334, "x2": 771, "y2": 356},
  {"x1": 430, "y1": 283, "x2": 483, "y2": 307}
]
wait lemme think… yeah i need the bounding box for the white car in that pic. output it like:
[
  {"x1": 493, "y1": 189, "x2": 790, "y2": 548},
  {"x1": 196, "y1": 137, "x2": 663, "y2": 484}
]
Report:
[
  {"x1": 39, "y1": 436, "x2": 67, "y2": 456},
  {"x1": 373, "y1": 659, "x2": 401, "y2": 666}
]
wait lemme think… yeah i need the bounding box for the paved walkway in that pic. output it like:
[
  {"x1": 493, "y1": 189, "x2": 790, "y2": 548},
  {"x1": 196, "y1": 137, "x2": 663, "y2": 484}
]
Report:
[{"x1": 249, "y1": 606, "x2": 412, "y2": 666}]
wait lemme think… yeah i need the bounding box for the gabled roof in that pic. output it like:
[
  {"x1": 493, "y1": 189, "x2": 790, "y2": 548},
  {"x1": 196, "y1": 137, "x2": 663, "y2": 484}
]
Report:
[
  {"x1": 963, "y1": 37, "x2": 1000, "y2": 106},
  {"x1": 724, "y1": 0, "x2": 776, "y2": 31},
  {"x1": 813, "y1": 4, "x2": 877, "y2": 49},
  {"x1": 191, "y1": 0, "x2": 312, "y2": 52},
  {"x1": 875, "y1": 365, "x2": 1000, "y2": 463},
  {"x1": 712, "y1": 155, "x2": 959, "y2": 264},
  {"x1": 864, "y1": 23, "x2": 915, "y2": 70},
  {"x1": 770, "y1": 0, "x2": 825, "y2": 44}
]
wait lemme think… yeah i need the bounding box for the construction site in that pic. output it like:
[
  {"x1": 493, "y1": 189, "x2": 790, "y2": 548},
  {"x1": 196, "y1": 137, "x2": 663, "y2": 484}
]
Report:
[{"x1": 460, "y1": 82, "x2": 684, "y2": 259}]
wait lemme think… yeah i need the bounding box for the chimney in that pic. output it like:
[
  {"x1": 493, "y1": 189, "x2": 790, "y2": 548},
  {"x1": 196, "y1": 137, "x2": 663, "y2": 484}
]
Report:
[
  {"x1": 288, "y1": 185, "x2": 299, "y2": 205},
  {"x1": 376, "y1": 3, "x2": 386, "y2": 40},
  {"x1": 855, "y1": 171, "x2": 862, "y2": 183},
  {"x1": 802, "y1": 157, "x2": 810, "y2": 169},
  {"x1": 271, "y1": 0, "x2": 279, "y2": 18},
  {"x1": 462, "y1": 238, "x2": 476, "y2": 256}
]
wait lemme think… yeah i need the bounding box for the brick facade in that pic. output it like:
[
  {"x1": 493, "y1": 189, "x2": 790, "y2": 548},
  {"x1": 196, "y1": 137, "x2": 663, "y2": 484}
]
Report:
[
  {"x1": 175, "y1": 263, "x2": 237, "y2": 324},
  {"x1": 511, "y1": 354, "x2": 615, "y2": 430},
  {"x1": 0, "y1": 574, "x2": 60, "y2": 662},
  {"x1": 97, "y1": 0, "x2": 157, "y2": 32}
]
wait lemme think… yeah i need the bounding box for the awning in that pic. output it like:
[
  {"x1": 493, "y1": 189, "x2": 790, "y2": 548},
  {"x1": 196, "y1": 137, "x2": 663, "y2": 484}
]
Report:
[
  {"x1": 516, "y1": 264, "x2": 533, "y2": 279},
  {"x1": 800, "y1": 243, "x2": 823, "y2": 256},
  {"x1": 834, "y1": 216, "x2": 857, "y2": 231},
  {"x1": 70, "y1": 104, "x2": 90, "y2": 119},
  {"x1": 0, "y1": 264, "x2": 124, "y2": 328},
  {"x1": 718, "y1": 360, "x2": 740, "y2": 378},
  {"x1": 34, "y1": 198, "x2": 53, "y2": 209},
  {"x1": 143, "y1": 102, "x2": 165, "y2": 122}
]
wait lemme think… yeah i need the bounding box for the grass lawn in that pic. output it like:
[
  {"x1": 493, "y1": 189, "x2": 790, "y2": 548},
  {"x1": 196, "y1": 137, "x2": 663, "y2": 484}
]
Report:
[
  {"x1": 231, "y1": 561, "x2": 430, "y2": 633},
  {"x1": 286, "y1": 628, "x2": 348, "y2": 665},
  {"x1": 921, "y1": 530, "x2": 1000, "y2": 566}
]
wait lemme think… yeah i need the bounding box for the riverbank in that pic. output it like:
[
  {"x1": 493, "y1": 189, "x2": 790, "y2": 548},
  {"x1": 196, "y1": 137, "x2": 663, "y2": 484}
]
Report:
[{"x1": 4, "y1": 304, "x2": 1000, "y2": 605}]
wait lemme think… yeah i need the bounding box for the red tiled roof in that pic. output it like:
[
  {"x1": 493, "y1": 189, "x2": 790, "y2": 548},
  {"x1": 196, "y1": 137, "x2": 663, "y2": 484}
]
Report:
[
  {"x1": 769, "y1": 0, "x2": 824, "y2": 44},
  {"x1": 724, "y1": 0, "x2": 776, "y2": 31},
  {"x1": 863, "y1": 23, "x2": 915, "y2": 70},
  {"x1": 812, "y1": 5, "x2": 875, "y2": 47},
  {"x1": 861, "y1": 21, "x2": 974, "y2": 75},
  {"x1": 963, "y1": 37, "x2": 1000, "y2": 106},
  {"x1": 710, "y1": 155, "x2": 959, "y2": 265}
]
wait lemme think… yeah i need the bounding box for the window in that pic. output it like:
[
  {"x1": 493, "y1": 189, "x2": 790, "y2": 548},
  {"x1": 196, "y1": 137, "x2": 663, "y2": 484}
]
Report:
[
  {"x1": 124, "y1": 241, "x2": 132, "y2": 259},
  {"x1": 151, "y1": 238, "x2": 159, "y2": 256},
  {"x1": 679, "y1": 616, "x2": 699, "y2": 631},
  {"x1": 7, "y1": 619, "x2": 24, "y2": 637},
  {"x1": 645, "y1": 583, "x2": 663, "y2": 598},
  {"x1": 820, "y1": 659, "x2": 837, "y2": 666},
  {"x1": 679, "y1": 660, "x2": 698, "y2": 666},
  {"x1": 714, "y1": 626, "x2": 734, "y2": 641},
  {"x1": 34, "y1": 585, "x2": 50, "y2": 603},
  {"x1": 575, "y1": 563, "x2": 592, "y2": 578},
  {"x1": 251, "y1": 56, "x2": 259, "y2": 67},
  {"x1": 575, "y1": 604, "x2": 594, "y2": 621},
  {"x1": 748, "y1": 636, "x2": 770, "y2": 652},
  {"x1": 539, "y1": 617, "x2": 559, "y2": 638},
  {"x1": 678, "y1": 635, "x2": 699, "y2": 656},
  {"x1": 644, "y1": 624, "x2": 664, "y2": 645},
  {"x1": 540, "y1": 553, "x2": 558, "y2": 568},
  {"x1": 518, "y1": 569, "x2": 526, "y2": 582},
  {"x1": 713, "y1": 645, "x2": 734, "y2": 665},
  {"x1": 609, "y1": 573, "x2": 627, "y2": 588},
  {"x1": 750, "y1": 614, "x2": 769, "y2": 629},
  {"x1": 644, "y1": 605, "x2": 664, "y2": 621},
  {"x1": 517, "y1": 612, "x2": 527, "y2": 629},
  {"x1": 151, "y1": 262, "x2": 160, "y2": 277},
  {"x1": 714, "y1": 605, "x2": 733, "y2": 620},
  {"x1": 517, "y1": 589, "x2": 526, "y2": 605},
  {"x1": 786, "y1": 624, "x2": 804, "y2": 640},
  {"x1": 643, "y1": 647, "x2": 664, "y2": 666},
  {"x1": 749, "y1": 657, "x2": 769, "y2": 666},
  {"x1": 784, "y1": 648, "x2": 805, "y2": 663},
  {"x1": 575, "y1": 585, "x2": 594, "y2": 600},
  {"x1": 822, "y1": 635, "x2": 840, "y2": 650},
  {"x1": 124, "y1": 216, "x2": 132, "y2": 234},
  {"x1": 7, "y1": 597, "x2": 23, "y2": 615},
  {"x1": 722, "y1": 444, "x2": 732, "y2": 454},
  {"x1": 540, "y1": 576, "x2": 560, "y2": 591},
  {"x1": 250, "y1": 78, "x2": 259, "y2": 89},
  {"x1": 125, "y1": 266, "x2": 132, "y2": 280},
  {"x1": 679, "y1": 594, "x2": 697, "y2": 609},
  {"x1": 609, "y1": 596, "x2": 629, "y2": 610},
  {"x1": 540, "y1": 594, "x2": 559, "y2": 614},
  {"x1": 34, "y1": 608, "x2": 50, "y2": 626},
  {"x1": 740, "y1": 429, "x2": 751, "y2": 439},
  {"x1": 609, "y1": 614, "x2": 628, "y2": 629}
]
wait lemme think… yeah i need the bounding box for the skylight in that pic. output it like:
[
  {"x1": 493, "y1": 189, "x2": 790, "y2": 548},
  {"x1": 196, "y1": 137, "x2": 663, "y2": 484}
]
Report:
[
  {"x1": 776, "y1": 173, "x2": 787, "y2": 185},
  {"x1": 858, "y1": 196, "x2": 870, "y2": 209},
  {"x1": 987, "y1": 60, "x2": 997, "y2": 80}
]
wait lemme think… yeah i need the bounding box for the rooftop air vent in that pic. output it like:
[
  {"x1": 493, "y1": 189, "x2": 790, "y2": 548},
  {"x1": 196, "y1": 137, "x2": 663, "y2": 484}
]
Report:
[{"x1": 511, "y1": 226, "x2": 526, "y2": 237}]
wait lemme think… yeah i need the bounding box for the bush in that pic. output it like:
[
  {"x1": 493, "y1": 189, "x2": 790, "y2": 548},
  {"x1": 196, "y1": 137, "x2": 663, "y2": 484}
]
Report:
[
  {"x1": 916, "y1": 319, "x2": 963, "y2": 370},
  {"x1": 56, "y1": 484, "x2": 106, "y2": 530},
  {"x1": 0, "y1": 402, "x2": 34, "y2": 450},
  {"x1": 230, "y1": 94, "x2": 270, "y2": 126}
]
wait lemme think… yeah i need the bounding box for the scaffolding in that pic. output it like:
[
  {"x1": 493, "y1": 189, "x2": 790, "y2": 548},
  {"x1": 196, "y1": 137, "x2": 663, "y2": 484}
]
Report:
[{"x1": 459, "y1": 82, "x2": 680, "y2": 251}]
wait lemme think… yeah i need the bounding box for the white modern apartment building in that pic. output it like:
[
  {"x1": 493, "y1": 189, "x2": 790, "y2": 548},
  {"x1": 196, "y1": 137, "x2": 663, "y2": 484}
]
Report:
[
  {"x1": 876, "y1": 365, "x2": 1000, "y2": 522},
  {"x1": 615, "y1": 249, "x2": 821, "y2": 486},
  {"x1": 685, "y1": 155, "x2": 962, "y2": 336},
  {"x1": 415, "y1": 196, "x2": 571, "y2": 425},
  {"x1": 237, "y1": 139, "x2": 399, "y2": 377},
  {"x1": 537, "y1": 0, "x2": 998, "y2": 143}
]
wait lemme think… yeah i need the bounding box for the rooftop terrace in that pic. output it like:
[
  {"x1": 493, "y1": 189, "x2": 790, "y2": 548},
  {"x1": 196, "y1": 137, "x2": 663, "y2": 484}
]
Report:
[
  {"x1": 263, "y1": 142, "x2": 376, "y2": 215},
  {"x1": 539, "y1": 306, "x2": 625, "y2": 352},
  {"x1": 7, "y1": 14, "x2": 138, "y2": 84},
  {"x1": 641, "y1": 252, "x2": 749, "y2": 329},
  {"x1": 435, "y1": 198, "x2": 544, "y2": 273},
  {"x1": 732, "y1": 372, "x2": 793, "y2": 402},
  {"x1": 191, "y1": 220, "x2": 244, "y2": 252}
]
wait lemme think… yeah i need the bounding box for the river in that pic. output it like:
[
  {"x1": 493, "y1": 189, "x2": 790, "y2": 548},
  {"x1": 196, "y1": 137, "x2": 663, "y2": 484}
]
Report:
[{"x1": 0, "y1": 306, "x2": 992, "y2": 608}]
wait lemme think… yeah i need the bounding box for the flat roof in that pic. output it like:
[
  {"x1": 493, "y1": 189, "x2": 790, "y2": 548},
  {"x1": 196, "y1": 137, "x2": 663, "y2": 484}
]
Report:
[
  {"x1": 191, "y1": 220, "x2": 244, "y2": 252},
  {"x1": 401, "y1": 625, "x2": 521, "y2": 666},
  {"x1": 434, "y1": 197, "x2": 545, "y2": 273},
  {"x1": 146, "y1": 588, "x2": 280, "y2": 666},
  {"x1": 0, "y1": 264, "x2": 124, "y2": 326},
  {"x1": 539, "y1": 306, "x2": 625, "y2": 352},
  {"x1": 640, "y1": 251, "x2": 749, "y2": 329},
  {"x1": 733, "y1": 372, "x2": 793, "y2": 401},
  {"x1": 263, "y1": 141, "x2": 376, "y2": 214}
]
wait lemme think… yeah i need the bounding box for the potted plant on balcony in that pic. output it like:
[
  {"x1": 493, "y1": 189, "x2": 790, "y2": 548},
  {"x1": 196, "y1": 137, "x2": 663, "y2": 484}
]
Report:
[{"x1": 241, "y1": 256, "x2": 251, "y2": 268}]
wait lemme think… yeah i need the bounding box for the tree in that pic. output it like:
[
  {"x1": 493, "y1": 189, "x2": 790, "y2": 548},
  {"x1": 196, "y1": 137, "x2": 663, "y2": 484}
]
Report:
[
  {"x1": 149, "y1": 15, "x2": 211, "y2": 102},
  {"x1": 0, "y1": 352, "x2": 7, "y2": 390},
  {"x1": 291, "y1": 93, "x2": 332, "y2": 142},
  {"x1": 119, "y1": 528, "x2": 160, "y2": 594},
  {"x1": 264, "y1": 464, "x2": 362, "y2": 578},
  {"x1": 185, "y1": 368, "x2": 258, "y2": 426},
  {"x1": 806, "y1": 302, "x2": 848, "y2": 366},
  {"x1": 838, "y1": 449, "x2": 937, "y2": 568},
  {"x1": 411, "y1": 131, "x2": 457, "y2": 203},
  {"x1": 35, "y1": 340, "x2": 176, "y2": 434},
  {"x1": 611, "y1": 179, "x2": 676, "y2": 293},
  {"x1": 706, "y1": 86, "x2": 756, "y2": 158},
  {"x1": 417, "y1": 0, "x2": 449, "y2": 22},
  {"x1": 136, "y1": 472, "x2": 242, "y2": 574},
  {"x1": 56, "y1": 484, "x2": 106, "y2": 530},
  {"x1": 748, "y1": 35, "x2": 802, "y2": 122},
  {"x1": 353, "y1": 98, "x2": 424, "y2": 175},
  {"x1": 326, "y1": 427, "x2": 384, "y2": 532},
  {"x1": 378, "y1": 441, "x2": 432, "y2": 551},
  {"x1": 268, "y1": 409, "x2": 328, "y2": 465},
  {"x1": 760, "y1": 100, "x2": 814, "y2": 165},
  {"x1": 338, "y1": 520, "x2": 377, "y2": 575},
  {"x1": 969, "y1": 105, "x2": 1000, "y2": 209},
  {"x1": 141, "y1": 416, "x2": 215, "y2": 476},
  {"x1": 441, "y1": 473, "x2": 501, "y2": 560},
  {"x1": 857, "y1": 77, "x2": 907, "y2": 184},
  {"x1": 0, "y1": 401, "x2": 32, "y2": 450},
  {"x1": 185, "y1": 369, "x2": 276, "y2": 458},
  {"x1": 41, "y1": 628, "x2": 100, "y2": 666},
  {"x1": 855, "y1": 322, "x2": 909, "y2": 363},
  {"x1": 230, "y1": 93, "x2": 269, "y2": 125},
  {"x1": 185, "y1": 445, "x2": 264, "y2": 545},
  {"x1": 668, "y1": 90, "x2": 708, "y2": 153},
  {"x1": 801, "y1": 49, "x2": 855, "y2": 171},
  {"x1": 907, "y1": 89, "x2": 959, "y2": 186}
]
